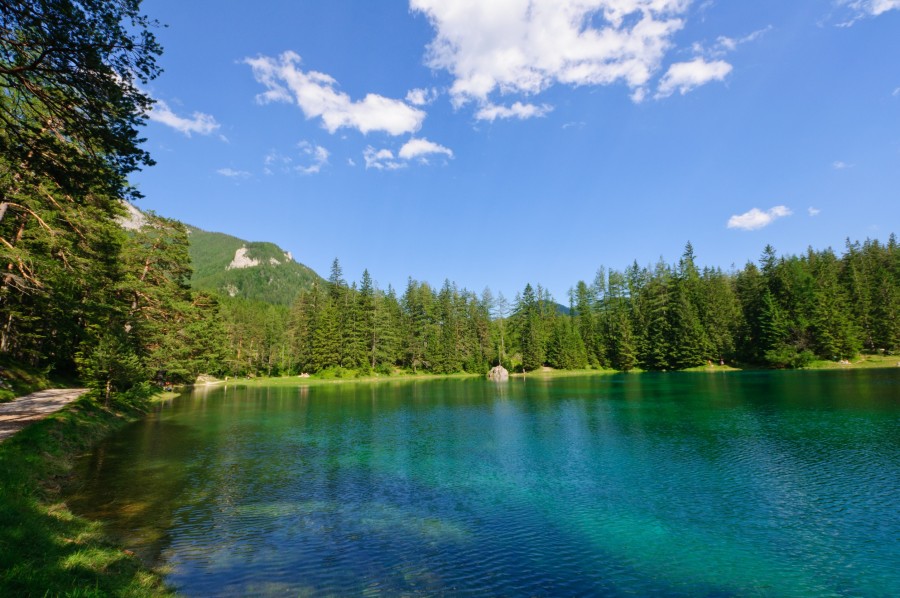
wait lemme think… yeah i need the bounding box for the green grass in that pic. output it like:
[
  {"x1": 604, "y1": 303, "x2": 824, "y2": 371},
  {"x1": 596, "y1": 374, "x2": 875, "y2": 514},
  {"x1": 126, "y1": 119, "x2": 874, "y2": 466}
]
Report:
[
  {"x1": 222, "y1": 366, "x2": 629, "y2": 390},
  {"x1": 227, "y1": 369, "x2": 485, "y2": 389},
  {"x1": 513, "y1": 367, "x2": 622, "y2": 378},
  {"x1": 0, "y1": 384, "x2": 173, "y2": 597},
  {"x1": 804, "y1": 353, "x2": 900, "y2": 370},
  {"x1": 681, "y1": 363, "x2": 743, "y2": 373},
  {"x1": 226, "y1": 356, "x2": 900, "y2": 389}
]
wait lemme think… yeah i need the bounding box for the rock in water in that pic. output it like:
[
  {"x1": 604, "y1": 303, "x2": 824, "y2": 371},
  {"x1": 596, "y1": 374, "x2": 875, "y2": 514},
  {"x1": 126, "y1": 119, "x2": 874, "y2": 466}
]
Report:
[{"x1": 487, "y1": 365, "x2": 509, "y2": 381}]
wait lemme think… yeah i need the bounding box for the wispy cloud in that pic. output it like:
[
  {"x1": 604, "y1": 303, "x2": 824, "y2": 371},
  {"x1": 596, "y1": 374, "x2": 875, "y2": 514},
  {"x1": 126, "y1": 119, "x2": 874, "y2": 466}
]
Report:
[
  {"x1": 217, "y1": 168, "x2": 251, "y2": 178},
  {"x1": 264, "y1": 150, "x2": 292, "y2": 175},
  {"x1": 808, "y1": 207, "x2": 821, "y2": 216},
  {"x1": 475, "y1": 101, "x2": 553, "y2": 122},
  {"x1": 727, "y1": 205, "x2": 792, "y2": 231},
  {"x1": 832, "y1": 160, "x2": 852, "y2": 170},
  {"x1": 364, "y1": 147, "x2": 406, "y2": 171},
  {"x1": 149, "y1": 99, "x2": 220, "y2": 137},
  {"x1": 700, "y1": 26, "x2": 773, "y2": 57},
  {"x1": 835, "y1": 0, "x2": 900, "y2": 25},
  {"x1": 245, "y1": 51, "x2": 425, "y2": 136},
  {"x1": 263, "y1": 143, "x2": 329, "y2": 175},
  {"x1": 295, "y1": 142, "x2": 329, "y2": 174}
]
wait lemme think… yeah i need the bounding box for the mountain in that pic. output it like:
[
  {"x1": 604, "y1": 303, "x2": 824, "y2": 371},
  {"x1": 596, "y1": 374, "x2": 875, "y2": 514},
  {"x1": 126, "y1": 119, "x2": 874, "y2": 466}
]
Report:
[
  {"x1": 186, "y1": 226, "x2": 322, "y2": 305},
  {"x1": 119, "y1": 202, "x2": 322, "y2": 305}
]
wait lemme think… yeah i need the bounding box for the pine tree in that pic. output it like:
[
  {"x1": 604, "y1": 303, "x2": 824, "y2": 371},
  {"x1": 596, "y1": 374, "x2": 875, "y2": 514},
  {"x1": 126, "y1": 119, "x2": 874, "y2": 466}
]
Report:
[
  {"x1": 374, "y1": 286, "x2": 402, "y2": 370},
  {"x1": 573, "y1": 280, "x2": 600, "y2": 366},
  {"x1": 640, "y1": 260, "x2": 672, "y2": 370},
  {"x1": 358, "y1": 269, "x2": 377, "y2": 369},
  {"x1": 516, "y1": 284, "x2": 545, "y2": 371},
  {"x1": 311, "y1": 294, "x2": 340, "y2": 372},
  {"x1": 810, "y1": 249, "x2": 859, "y2": 359}
]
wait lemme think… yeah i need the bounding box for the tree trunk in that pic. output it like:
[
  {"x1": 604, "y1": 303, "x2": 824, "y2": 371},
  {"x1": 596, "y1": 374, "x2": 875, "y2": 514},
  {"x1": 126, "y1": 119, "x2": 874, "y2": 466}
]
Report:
[{"x1": 0, "y1": 312, "x2": 12, "y2": 353}]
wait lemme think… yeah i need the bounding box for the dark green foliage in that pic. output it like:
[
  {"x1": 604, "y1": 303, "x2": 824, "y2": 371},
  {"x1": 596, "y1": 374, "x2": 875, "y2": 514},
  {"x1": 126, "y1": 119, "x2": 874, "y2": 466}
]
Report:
[
  {"x1": 279, "y1": 273, "x2": 493, "y2": 376},
  {"x1": 0, "y1": 0, "x2": 161, "y2": 205},
  {"x1": 75, "y1": 333, "x2": 143, "y2": 404},
  {"x1": 220, "y1": 296, "x2": 291, "y2": 376},
  {"x1": 546, "y1": 316, "x2": 588, "y2": 369},
  {"x1": 514, "y1": 284, "x2": 545, "y2": 371}
]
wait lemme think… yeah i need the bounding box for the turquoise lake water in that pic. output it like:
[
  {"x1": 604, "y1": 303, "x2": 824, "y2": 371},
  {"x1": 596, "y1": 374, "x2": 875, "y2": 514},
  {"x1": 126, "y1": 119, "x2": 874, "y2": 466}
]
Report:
[{"x1": 67, "y1": 370, "x2": 899, "y2": 596}]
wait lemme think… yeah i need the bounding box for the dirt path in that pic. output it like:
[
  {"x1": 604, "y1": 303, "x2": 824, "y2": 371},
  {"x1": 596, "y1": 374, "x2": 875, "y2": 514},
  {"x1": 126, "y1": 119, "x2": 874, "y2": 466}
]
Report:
[{"x1": 0, "y1": 388, "x2": 89, "y2": 442}]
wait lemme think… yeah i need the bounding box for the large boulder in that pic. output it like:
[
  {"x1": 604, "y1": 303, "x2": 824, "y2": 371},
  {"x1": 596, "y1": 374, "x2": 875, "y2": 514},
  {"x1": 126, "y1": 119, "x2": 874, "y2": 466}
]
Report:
[{"x1": 487, "y1": 365, "x2": 509, "y2": 381}]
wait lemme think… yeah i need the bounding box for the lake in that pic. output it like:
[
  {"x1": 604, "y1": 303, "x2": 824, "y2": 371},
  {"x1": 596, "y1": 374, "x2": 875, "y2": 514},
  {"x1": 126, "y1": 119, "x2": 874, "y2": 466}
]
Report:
[{"x1": 66, "y1": 371, "x2": 900, "y2": 596}]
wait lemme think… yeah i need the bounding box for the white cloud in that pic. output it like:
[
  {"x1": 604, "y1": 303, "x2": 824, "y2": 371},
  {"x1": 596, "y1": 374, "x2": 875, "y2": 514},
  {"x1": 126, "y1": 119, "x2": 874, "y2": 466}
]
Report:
[
  {"x1": 835, "y1": 0, "x2": 900, "y2": 25},
  {"x1": 709, "y1": 26, "x2": 772, "y2": 56},
  {"x1": 245, "y1": 51, "x2": 425, "y2": 136},
  {"x1": 149, "y1": 99, "x2": 220, "y2": 137},
  {"x1": 217, "y1": 168, "x2": 251, "y2": 178},
  {"x1": 263, "y1": 150, "x2": 292, "y2": 175},
  {"x1": 411, "y1": 0, "x2": 690, "y2": 109},
  {"x1": 295, "y1": 142, "x2": 329, "y2": 175},
  {"x1": 475, "y1": 101, "x2": 553, "y2": 122},
  {"x1": 263, "y1": 143, "x2": 329, "y2": 175},
  {"x1": 892, "y1": 87, "x2": 900, "y2": 97},
  {"x1": 656, "y1": 58, "x2": 732, "y2": 98},
  {"x1": 364, "y1": 147, "x2": 406, "y2": 170},
  {"x1": 832, "y1": 160, "x2": 852, "y2": 169},
  {"x1": 842, "y1": 0, "x2": 900, "y2": 16},
  {"x1": 406, "y1": 87, "x2": 439, "y2": 106},
  {"x1": 398, "y1": 138, "x2": 454, "y2": 161},
  {"x1": 727, "y1": 205, "x2": 792, "y2": 231},
  {"x1": 365, "y1": 138, "x2": 454, "y2": 169},
  {"x1": 348, "y1": 158, "x2": 357, "y2": 167},
  {"x1": 808, "y1": 207, "x2": 821, "y2": 216}
]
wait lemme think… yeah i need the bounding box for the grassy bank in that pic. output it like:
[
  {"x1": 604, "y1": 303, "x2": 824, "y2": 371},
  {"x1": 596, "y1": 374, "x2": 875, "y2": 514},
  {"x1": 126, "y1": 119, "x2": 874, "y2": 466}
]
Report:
[
  {"x1": 804, "y1": 353, "x2": 900, "y2": 370},
  {"x1": 219, "y1": 354, "x2": 899, "y2": 390},
  {"x1": 0, "y1": 384, "x2": 173, "y2": 597},
  {"x1": 215, "y1": 367, "x2": 627, "y2": 389}
]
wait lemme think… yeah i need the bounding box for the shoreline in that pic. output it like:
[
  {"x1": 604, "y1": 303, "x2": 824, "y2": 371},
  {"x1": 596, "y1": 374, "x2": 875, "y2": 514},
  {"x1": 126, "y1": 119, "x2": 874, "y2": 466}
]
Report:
[
  {"x1": 0, "y1": 385, "x2": 174, "y2": 596},
  {"x1": 192, "y1": 353, "x2": 898, "y2": 391}
]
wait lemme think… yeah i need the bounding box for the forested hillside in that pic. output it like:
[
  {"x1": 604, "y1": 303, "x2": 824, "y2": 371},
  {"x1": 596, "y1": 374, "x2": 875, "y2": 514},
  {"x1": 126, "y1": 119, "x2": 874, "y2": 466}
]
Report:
[
  {"x1": 216, "y1": 240, "x2": 899, "y2": 377},
  {"x1": 187, "y1": 226, "x2": 321, "y2": 305}
]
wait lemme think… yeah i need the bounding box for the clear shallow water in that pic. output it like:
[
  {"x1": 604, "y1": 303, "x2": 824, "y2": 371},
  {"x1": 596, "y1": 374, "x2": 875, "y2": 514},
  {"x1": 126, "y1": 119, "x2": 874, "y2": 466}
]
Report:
[{"x1": 67, "y1": 371, "x2": 900, "y2": 596}]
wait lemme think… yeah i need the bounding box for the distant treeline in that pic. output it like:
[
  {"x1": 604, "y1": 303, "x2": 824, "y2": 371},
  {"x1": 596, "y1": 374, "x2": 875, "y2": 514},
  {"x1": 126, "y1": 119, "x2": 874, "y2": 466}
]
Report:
[{"x1": 219, "y1": 238, "x2": 900, "y2": 377}]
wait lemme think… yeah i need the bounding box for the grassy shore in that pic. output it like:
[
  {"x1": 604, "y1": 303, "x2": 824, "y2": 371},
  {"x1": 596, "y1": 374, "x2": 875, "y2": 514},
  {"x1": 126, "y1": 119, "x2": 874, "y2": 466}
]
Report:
[
  {"x1": 210, "y1": 353, "x2": 899, "y2": 390},
  {"x1": 0, "y1": 384, "x2": 173, "y2": 597},
  {"x1": 804, "y1": 353, "x2": 900, "y2": 370}
]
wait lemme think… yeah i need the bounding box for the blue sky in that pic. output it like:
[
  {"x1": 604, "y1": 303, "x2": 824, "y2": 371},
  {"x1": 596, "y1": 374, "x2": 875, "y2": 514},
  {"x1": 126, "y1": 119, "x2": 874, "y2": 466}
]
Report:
[{"x1": 135, "y1": 0, "x2": 900, "y2": 301}]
